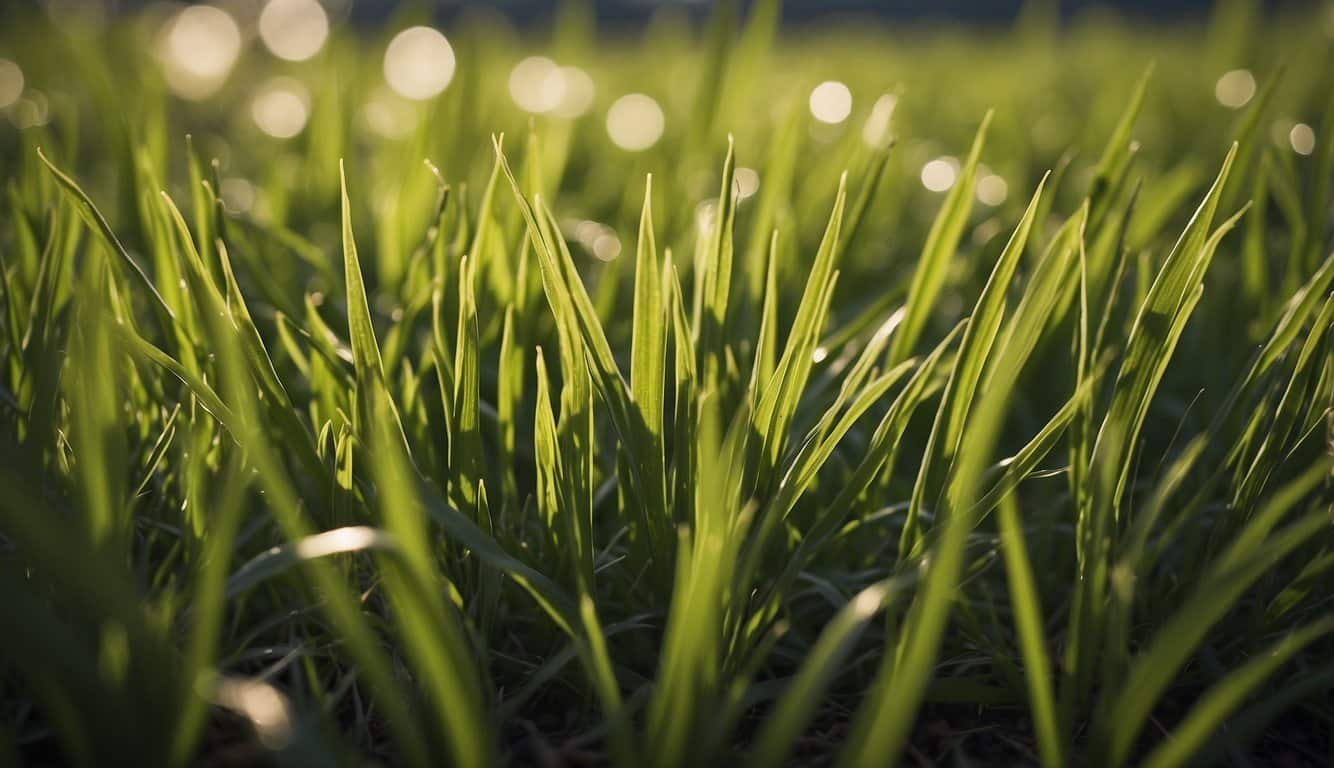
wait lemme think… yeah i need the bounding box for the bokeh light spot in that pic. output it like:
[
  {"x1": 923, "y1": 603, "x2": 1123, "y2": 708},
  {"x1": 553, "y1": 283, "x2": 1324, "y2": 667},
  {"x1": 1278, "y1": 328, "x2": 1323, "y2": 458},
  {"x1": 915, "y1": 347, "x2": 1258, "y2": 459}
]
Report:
[
  {"x1": 553, "y1": 66, "x2": 595, "y2": 118},
  {"x1": 220, "y1": 177, "x2": 257, "y2": 214},
  {"x1": 735, "y1": 167, "x2": 760, "y2": 201},
  {"x1": 258, "y1": 0, "x2": 329, "y2": 62},
  {"x1": 361, "y1": 88, "x2": 418, "y2": 138},
  {"x1": 8, "y1": 90, "x2": 48, "y2": 129},
  {"x1": 976, "y1": 174, "x2": 1008, "y2": 206},
  {"x1": 509, "y1": 56, "x2": 565, "y2": 114},
  {"x1": 384, "y1": 26, "x2": 456, "y2": 101},
  {"x1": 1289, "y1": 122, "x2": 1315, "y2": 155},
  {"x1": 158, "y1": 5, "x2": 242, "y2": 100},
  {"x1": 606, "y1": 93, "x2": 664, "y2": 151},
  {"x1": 0, "y1": 59, "x2": 24, "y2": 109},
  {"x1": 809, "y1": 80, "x2": 852, "y2": 124},
  {"x1": 920, "y1": 157, "x2": 959, "y2": 192},
  {"x1": 1214, "y1": 69, "x2": 1255, "y2": 109},
  {"x1": 251, "y1": 77, "x2": 311, "y2": 138},
  {"x1": 593, "y1": 233, "x2": 622, "y2": 262}
]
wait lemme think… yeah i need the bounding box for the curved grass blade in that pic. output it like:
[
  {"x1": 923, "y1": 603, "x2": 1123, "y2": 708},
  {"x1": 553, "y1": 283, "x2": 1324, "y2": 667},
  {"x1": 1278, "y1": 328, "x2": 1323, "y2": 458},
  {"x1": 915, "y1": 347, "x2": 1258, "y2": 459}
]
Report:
[
  {"x1": 1094, "y1": 458, "x2": 1333, "y2": 767},
  {"x1": 36, "y1": 148, "x2": 176, "y2": 325},
  {"x1": 1141, "y1": 617, "x2": 1334, "y2": 768},
  {"x1": 900, "y1": 174, "x2": 1048, "y2": 551},
  {"x1": 746, "y1": 579, "x2": 901, "y2": 768},
  {"x1": 887, "y1": 110, "x2": 992, "y2": 365}
]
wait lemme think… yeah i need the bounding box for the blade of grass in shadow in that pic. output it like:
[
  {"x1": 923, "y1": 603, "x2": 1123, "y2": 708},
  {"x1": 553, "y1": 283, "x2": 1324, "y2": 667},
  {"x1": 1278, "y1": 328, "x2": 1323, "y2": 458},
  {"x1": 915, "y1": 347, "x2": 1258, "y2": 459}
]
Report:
[
  {"x1": 1140, "y1": 617, "x2": 1334, "y2": 768},
  {"x1": 452, "y1": 253, "x2": 485, "y2": 516},
  {"x1": 1093, "y1": 457, "x2": 1333, "y2": 767},
  {"x1": 996, "y1": 492, "x2": 1063, "y2": 768},
  {"x1": 170, "y1": 457, "x2": 250, "y2": 766},
  {"x1": 197, "y1": 219, "x2": 436, "y2": 768},
  {"x1": 746, "y1": 578, "x2": 903, "y2": 768},
  {"x1": 1191, "y1": 661, "x2": 1334, "y2": 766}
]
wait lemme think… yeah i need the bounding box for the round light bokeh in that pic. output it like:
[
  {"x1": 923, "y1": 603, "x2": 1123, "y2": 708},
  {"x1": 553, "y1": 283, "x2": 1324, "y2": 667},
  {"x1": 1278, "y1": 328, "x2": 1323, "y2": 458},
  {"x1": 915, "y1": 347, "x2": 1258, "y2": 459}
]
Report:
[
  {"x1": 383, "y1": 26, "x2": 456, "y2": 101},
  {"x1": 606, "y1": 93, "x2": 664, "y2": 151},
  {"x1": 809, "y1": 81, "x2": 852, "y2": 124},
  {"x1": 219, "y1": 177, "x2": 257, "y2": 214},
  {"x1": 1214, "y1": 69, "x2": 1255, "y2": 109},
  {"x1": 0, "y1": 59, "x2": 24, "y2": 109},
  {"x1": 258, "y1": 0, "x2": 329, "y2": 62},
  {"x1": 509, "y1": 56, "x2": 564, "y2": 113},
  {"x1": 509, "y1": 57, "x2": 596, "y2": 118},
  {"x1": 158, "y1": 5, "x2": 242, "y2": 100},
  {"x1": 552, "y1": 66, "x2": 595, "y2": 118},
  {"x1": 1289, "y1": 122, "x2": 1315, "y2": 155},
  {"x1": 735, "y1": 167, "x2": 760, "y2": 201},
  {"x1": 921, "y1": 156, "x2": 959, "y2": 192},
  {"x1": 976, "y1": 174, "x2": 1008, "y2": 206},
  {"x1": 251, "y1": 77, "x2": 311, "y2": 138}
]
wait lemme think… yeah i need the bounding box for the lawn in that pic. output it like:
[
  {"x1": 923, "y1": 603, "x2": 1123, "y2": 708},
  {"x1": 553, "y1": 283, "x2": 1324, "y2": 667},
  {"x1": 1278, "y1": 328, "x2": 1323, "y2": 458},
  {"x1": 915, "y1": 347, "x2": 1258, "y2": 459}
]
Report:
[{"x1": 0, "y1": 0, "x2": 1332, "y2": 765}]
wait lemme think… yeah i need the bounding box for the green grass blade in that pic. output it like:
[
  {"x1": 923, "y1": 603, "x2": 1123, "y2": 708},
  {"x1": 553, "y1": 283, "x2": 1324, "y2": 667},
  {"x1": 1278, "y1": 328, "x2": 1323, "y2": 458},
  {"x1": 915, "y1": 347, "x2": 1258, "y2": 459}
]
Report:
[
  {"x1": 1095, "y1": 458, "x2": 1333, "y2": 766},
  {"x1": 747, "y1": 580, "x2": 899, "y2": 768},
  {"x1": 901, "y1": 174, "x2": 1047, "y2": 550},
  {"x1": 630, "y1": 173, "x2": 669, "y2": 528},
  {"x1": 887, "y1": 110, "x2": 992, "y2": 365},
  {"x1": 36, "y1": 148, "x2": 176, "y2": 324},
  {"x1": 996, "y1": 493, "x2": 1063, "y2": 768},
  {"x1": 1141, "y1": 617, "x2": 1334, "y2": 768},
  {"x1": 339, "y1": 161, "x2": 386, "y2": 387}
]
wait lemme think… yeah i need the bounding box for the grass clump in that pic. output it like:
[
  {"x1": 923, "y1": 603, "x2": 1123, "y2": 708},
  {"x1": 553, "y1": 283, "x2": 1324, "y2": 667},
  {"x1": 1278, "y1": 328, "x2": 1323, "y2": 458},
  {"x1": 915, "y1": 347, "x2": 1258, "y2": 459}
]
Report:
[{"x1": 0, "y1": 1, "x2": 1332, "y2": 765}]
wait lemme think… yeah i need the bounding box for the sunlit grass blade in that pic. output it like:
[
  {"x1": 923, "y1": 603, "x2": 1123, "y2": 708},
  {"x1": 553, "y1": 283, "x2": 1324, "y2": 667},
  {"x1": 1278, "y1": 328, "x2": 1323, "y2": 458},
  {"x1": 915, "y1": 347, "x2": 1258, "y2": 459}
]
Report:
[
  {"x1": 900, "y1": 174, "x2": 1047, "y2": 551},
  {"x1": 630, "y1": 173, "x2": 669, "y2": 539},
  {"x1": 452, "y1": 254, "x2": 485, "y2": 515},
  {"x1": 841, "y1": 174, "x2": 1077, "y2": 768},
  {"x1": 36, "y1": 148, "x2": 176, "y2": 326},
  {"x1": 752, "y1": 172, "x2": 848, "y2": 477},
  {"x1": 887, "y1": 110, "x2": 992, "y2": 365}
]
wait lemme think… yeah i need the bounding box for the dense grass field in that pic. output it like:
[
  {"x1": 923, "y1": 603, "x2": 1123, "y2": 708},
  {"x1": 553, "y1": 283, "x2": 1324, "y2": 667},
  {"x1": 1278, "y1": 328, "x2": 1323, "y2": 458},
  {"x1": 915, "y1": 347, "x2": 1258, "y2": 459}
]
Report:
[{"x1": 1, "y1": 0, "x2": 1332, "y2": 765}]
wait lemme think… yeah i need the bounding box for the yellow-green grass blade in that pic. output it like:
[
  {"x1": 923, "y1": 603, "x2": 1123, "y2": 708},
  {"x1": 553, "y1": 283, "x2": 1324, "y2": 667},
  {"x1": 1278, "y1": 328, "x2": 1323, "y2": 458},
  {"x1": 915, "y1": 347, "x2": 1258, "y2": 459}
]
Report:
[
  {"x1": 753, "y1": 172, "x2": 848, "y2": 477},
  {"x1": 36, "y1": 148, "x2": 176, "y2": 327},
  {"x1": 630, "y1": 173, "x2": 669, "y2": 538},
  {"x1": 901, "y1": 174, "x2": 1047, "y2": 551},
  {"x1": 840, "y1": 169, "x2": 1075, "y2": 768},
  {"x1": 887, "y1": 110, "x2": 992, "y2": 366},
  {"x1": 367, "y1": 384, "x2": 495, "y2": 768}
]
